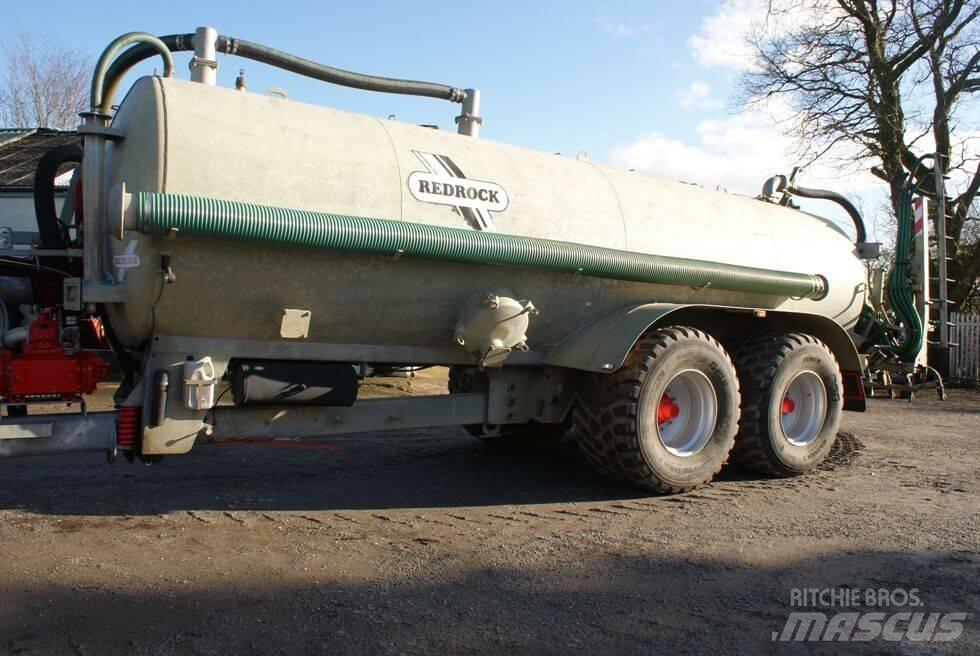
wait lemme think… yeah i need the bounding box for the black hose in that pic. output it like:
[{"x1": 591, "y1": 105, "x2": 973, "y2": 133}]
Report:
[
  {"x1": 33, "y1": 143, "x2": 81, "y2": 251},
  {"x1": 787, "y1": 184, "x2": 867, "y2": 244},
  {"x1": 221, "y1": 38, "x2": 465, "y2": 102},
  {"x1": 98, "y1": 305, "x2": 141, "y2": 377},
  {"x1": 101, "y1": 33, "x2": 465, "y2": 109}
]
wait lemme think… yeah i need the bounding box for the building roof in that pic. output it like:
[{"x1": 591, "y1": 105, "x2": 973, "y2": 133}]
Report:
[{"x1": 0, "y1": 128, "x2": 80, "y2": 190}]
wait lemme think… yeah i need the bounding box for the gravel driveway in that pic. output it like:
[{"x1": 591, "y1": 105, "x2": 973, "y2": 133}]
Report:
[{"x1": 0, "y1": 383, "x2": 977, "y2": 655}]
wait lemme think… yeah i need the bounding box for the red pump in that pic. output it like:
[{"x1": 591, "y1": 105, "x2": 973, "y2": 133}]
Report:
[{"x1": 0, "y1": 310, "x2": 111, "y2": 403}]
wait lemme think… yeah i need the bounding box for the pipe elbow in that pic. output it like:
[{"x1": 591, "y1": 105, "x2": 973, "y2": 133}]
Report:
[{"x1": 787, "y1": 184, "x2": 868, "y2": 245}]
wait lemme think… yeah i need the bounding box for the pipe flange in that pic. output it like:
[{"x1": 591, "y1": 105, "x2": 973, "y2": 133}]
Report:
[{"x1": 454, "y1": 112, "x2": 484, "y2": 125}]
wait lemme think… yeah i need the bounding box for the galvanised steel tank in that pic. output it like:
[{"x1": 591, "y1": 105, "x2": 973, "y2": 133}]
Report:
[{"x1": 103, "y1": 76, "x2": 865, "y2": 355}]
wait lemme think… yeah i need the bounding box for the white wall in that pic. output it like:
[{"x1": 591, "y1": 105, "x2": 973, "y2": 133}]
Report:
[{"x1": 0, "y1": 192, "x2": 67, "y2": 235}]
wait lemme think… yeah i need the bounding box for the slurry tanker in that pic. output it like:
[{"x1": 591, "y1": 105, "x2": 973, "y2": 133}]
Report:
[{"x1": 0, "y1": 28, "x2": 939, "y2": 493}]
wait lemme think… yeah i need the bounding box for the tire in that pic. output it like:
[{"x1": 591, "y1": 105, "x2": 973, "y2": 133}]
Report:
[
  {"x1": 448, "y1": 366, "x2": 566, "y2": 447},
  {"x1": 574, "y1": 326, "x2": 740, "y2": 494},
  {"x1": 732, "y1": 333, "x2": 842, "y2": 477}
]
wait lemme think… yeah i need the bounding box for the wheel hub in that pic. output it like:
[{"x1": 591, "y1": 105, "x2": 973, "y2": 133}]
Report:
[
  {"x1": 653, "y1": 369, "x2": 718, "y2": 457},
  {"x1": 657, "y1": 395, "x2": 681, "y2": 424},
  {"x1": 780, "y1": 371, "x2": 827, "y2": 446},
  {"x1": 781, "y1": 396, "x2": 796, "y2": 415}
]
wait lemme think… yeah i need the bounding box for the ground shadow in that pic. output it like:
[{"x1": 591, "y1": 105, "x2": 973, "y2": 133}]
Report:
[
  {"x1": 0, "y1": 429, "x2": 862, "y2": 516},
  {"x1": 0, "y1": 550, "x2": 975, "y2": 655}
]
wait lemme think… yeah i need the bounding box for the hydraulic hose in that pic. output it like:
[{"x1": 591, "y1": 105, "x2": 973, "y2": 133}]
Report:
[
  {"x1": 99, "y1": 32, "x2": 465, "y2": 115},
  {"x1": 135, "y1": 192, "x2": 828, "y2": 300},
  {"x1": 33, "y1": 143, "x2": 81, "y2": 250},
  {"x1": 787, "y1": 184, "x2": 867, "y2": 244}
]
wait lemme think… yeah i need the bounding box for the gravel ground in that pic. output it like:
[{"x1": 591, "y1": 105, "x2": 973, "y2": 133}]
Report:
[{"x1": 0, "y1": 378, "x2": 977, "y2": 655}]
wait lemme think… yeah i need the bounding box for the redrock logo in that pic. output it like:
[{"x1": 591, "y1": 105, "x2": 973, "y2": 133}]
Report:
[{"x1": 408, "y1": 152, "x2": 509, "y2": 231}]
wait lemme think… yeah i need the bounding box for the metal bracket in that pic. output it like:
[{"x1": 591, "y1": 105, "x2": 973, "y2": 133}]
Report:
[
  {"x1": 856, "y1": 242, "x2": 882, "y2": 260},
  {"x1": 77, "y1": 123, "x2": 126, "y2": 141},
  {"x1": 63, "y1": 278, "x2": 82, "y2": 311},
  {"x1": 280, "y1": 308, "x2": 312, "y2": 339},
  {"x1": 0, "y1": 422, "x2": 53, "y2": 439},
  {"x1": 454, "y1": 112, "x2": 484, "y2": 126},
  {"x1": 81, "y1": 280, "x2": 127, "y2": 304},
  {"x1": 189, "y1": 56, "x2": 219, "y2": 71}
]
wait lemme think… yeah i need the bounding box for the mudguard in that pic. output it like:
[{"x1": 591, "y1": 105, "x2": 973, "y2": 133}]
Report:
[
  {"x1": 546, "y1": 303, "x2": 683, "y2": 373},
  {"x1": 546, "y1": 303, "x2": 864, "y2": 410}
]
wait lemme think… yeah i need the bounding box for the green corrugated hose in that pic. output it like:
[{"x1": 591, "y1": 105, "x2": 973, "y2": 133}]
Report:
[
  {"x1": 135, "y1": 192, "x2": 827, "y2": 300},
  {"x1": 886, "y1": 184, "x2": 923, "y2": 362}
]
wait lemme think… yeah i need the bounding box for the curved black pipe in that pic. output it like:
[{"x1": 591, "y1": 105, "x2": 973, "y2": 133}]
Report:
[
  {"x1": 33, "y1": 143, "x2": 82, "y2": 251},
  {"x1": 101, "y1": 33, "x2": 464, "y2": 110},
  {"x1": 222, "y1": 38, "x2": 464, "y2": 102},
  {"x1": 787, "y1": 184, "x2": 867, "y2": 244}
]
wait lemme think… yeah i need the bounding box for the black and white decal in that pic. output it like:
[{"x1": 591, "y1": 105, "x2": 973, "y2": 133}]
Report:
[{"x1": 408, "y1": 151, "x2": 508, "y2": 231}]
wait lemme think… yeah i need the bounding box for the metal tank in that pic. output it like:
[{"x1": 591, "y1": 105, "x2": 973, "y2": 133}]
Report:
[
  {"x1": 102, "y1": 76, "x2": 865, "y2": 350},
  {"x1": 0, "y1": 28, "x2": 886, "y2": 495}
]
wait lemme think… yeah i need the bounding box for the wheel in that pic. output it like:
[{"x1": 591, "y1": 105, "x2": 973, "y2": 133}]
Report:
[
  {"x1": 574, "y1": 326, "x2": 740, "y2": 494},
  {"x1": 732, "y1": 333, "x2": 842, "y2": 477},
  {"x1": 448, "y1": 366, "x2": 566, "y2": 447}
]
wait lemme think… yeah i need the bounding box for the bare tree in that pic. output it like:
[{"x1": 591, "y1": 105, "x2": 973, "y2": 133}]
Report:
[
  {"x1": 738, "y1": 0, "x2": 980, "y2": 310},
  {"x1": 0, "y1": 33, "x2": 89, "y2": 130}
]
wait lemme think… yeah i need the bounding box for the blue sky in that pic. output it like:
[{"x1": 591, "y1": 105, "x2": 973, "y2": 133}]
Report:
[{"x1": 3, "y1": 1, "x2": 729, "y2": 163}]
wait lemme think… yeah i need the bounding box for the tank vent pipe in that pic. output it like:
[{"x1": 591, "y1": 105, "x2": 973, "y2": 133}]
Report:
[
  {"x1": 134, "y1": 192, "x2": 828, "y2": 300},
  {"x1": 456, "y1": 89, "x2": 482, "y2": 137},
  {"x1": 189, "y1": 26, "x2": 218, "y2": 86}
]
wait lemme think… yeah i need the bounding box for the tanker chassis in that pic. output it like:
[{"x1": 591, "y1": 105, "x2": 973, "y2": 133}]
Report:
[{"x1": 0, "y1": 28, "x2": 935, "y2": 494}]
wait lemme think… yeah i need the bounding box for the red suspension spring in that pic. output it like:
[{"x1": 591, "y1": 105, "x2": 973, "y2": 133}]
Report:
[{"x1": 116, "y1": 406, "x2": 142, "y2": 448}]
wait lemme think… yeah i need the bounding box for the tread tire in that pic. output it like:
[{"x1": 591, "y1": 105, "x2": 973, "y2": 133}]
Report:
[
  {"x1": 573, "y1": 326, "x2": 740, "y2": 494},
  {"x1": 732, "y1": 332, "x2": 843, "y2": 477}
]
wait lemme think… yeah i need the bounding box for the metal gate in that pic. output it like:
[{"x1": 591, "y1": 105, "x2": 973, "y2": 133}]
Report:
[{"x1": 949, "y1": 312, "x2": 980, "y2": 385}]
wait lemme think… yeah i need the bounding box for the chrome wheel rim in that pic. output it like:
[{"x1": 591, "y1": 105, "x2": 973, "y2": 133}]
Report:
[
  {"x1": 780, "y1": 371, "x2": 827, "y2": 446},
  {"x1": 654, "y1": 369, "x2": 718, "y2": 457}
]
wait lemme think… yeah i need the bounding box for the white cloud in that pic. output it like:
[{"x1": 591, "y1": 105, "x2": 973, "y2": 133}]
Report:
[
  {"x1": 610, "y1": 112, "x2": 784, "y2": 193},
  {"x1": 688, "y1": 0, "x2": 760, "y2": 69},
  {"x1": 608, "y1": 106, "x2": 887, "y2": 238},
  {"x1": 677, "y1": 80, "x2": 723, "y2": 109},
  {"x1": 688, "y1": 0, "x2": 827, "y2": 71}
]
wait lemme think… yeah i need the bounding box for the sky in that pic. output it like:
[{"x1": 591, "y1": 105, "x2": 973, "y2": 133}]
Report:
[{"x1": 3, "y1": 0, "x2": 964, "y2": 240}]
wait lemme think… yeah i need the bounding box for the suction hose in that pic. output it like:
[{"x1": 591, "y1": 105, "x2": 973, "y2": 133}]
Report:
[
  {"x1": 101, "y1": 34, "x2": 194, "y2": 115},
  {"x1": 221, "y1": 39, "x2": 465, "y2": 102},
  {"x1": 97, "y1": 32, "x2": 465, "y2": 115},
  {"x1": 134, "y1": 192, "x2": 827, "y2": 300},
  {"x1": 91, "y1": 32, "x2": 175, "y2": 114}
]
